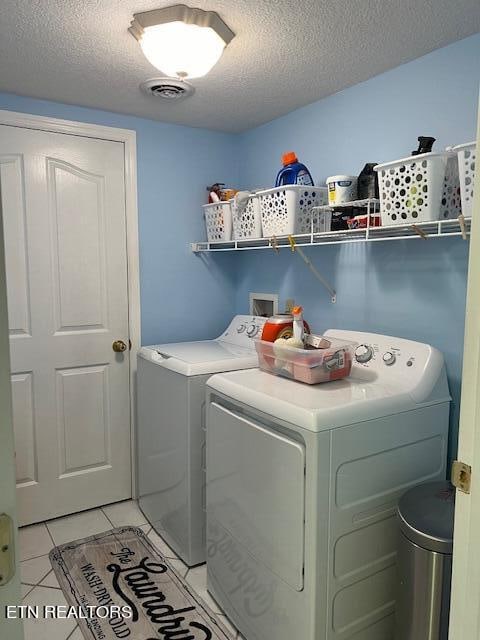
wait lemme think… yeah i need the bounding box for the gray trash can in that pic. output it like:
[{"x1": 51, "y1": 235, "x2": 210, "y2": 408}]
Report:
[{"x1": 395, "y1": 481, "x2": 455, "y2": 640}]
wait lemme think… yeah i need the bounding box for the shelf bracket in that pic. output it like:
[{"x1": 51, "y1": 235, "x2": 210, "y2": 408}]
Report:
[
  {"x1": 288, "y1": 235, "x2": 337, "y2": 303},
  {"x1": 411, "y1": 224, "x2": 428, "y2": 240},
  {"x1": 458, "y1": 214, "x2": 468, "y2": 241},
  {"x1": 270, "y1": 236, "x2": 279, "y2": 253}
]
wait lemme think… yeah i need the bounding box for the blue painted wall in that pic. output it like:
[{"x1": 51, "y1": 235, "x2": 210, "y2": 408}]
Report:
[
  {"x1": 234, "y1": 34, "x2": 480, "y2": 457},
  {"x1": 0, "y1": 93, "x2": 239, "y2": 345}
]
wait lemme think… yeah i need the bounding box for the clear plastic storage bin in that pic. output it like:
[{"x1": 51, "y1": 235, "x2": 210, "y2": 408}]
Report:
[
  {"x1": 453, "y1": 142, "x2": 476, "y2": 218},
  {"x1": 203, "y1": 201, "x2": 232, "y2": 242},
  {"x1": 374, "y1": 152, "x2": 459, "y2": 225},
  {"x1": 257, "y1": 185, "x2": 328, "y2": 236},
  {"x1": 255, "y1": 337, "x2": 355, "y2": 384},
  {"x1": 316, "y1": 210, "x2": 332, "y2": 233},
  {"x1": 231, "y1": 194, "x2": 262, "y2": 239}
]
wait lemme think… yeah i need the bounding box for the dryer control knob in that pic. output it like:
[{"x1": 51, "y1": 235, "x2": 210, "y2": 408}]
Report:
[
  {"x1": 247, "y1": 324, "x2": 259, "y2": 337},
  {"x1": 355, "y1": 344, "x2": 374, "y2": 363},
  {"x1": 237, "y1": 324, "x2": 246, "y2": 333},
  {"x1": 382, "y1": 351, "x2": 396, "y2": 366}
]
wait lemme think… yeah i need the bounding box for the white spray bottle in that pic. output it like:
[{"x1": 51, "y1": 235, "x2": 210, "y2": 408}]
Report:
[
  {"x1": 290, "y1": 305, "x2": 305, "y2": 347},
  {"x1": 272, "y1": 305, "x2": 305, "y2": 374}
]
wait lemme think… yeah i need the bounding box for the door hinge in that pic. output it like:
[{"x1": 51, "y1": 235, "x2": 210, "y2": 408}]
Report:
[
  {"x1": 451, "y1": 460, "x2": 472, "y2": 494},
  {"x1": 0, "y1": 514, "x2": 15, "y2": 586}
]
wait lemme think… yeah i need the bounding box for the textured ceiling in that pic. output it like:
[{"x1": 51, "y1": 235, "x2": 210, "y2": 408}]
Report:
[{"x1": 0, "y1": 1, "x2": 479, "y2": 132}]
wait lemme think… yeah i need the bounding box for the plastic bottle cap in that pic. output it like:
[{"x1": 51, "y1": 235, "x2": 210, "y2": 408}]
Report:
[{"x1": 282, "y1": 151, "x2": 298, "y2": 166}]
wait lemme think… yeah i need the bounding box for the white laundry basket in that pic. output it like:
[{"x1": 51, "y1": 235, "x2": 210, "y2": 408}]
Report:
[
  {"x1": 203, "y1": 201, "x2": 232, "y2": 242},
  {"x1": 453, "y1": 142, "x2": 476, "y2": 218},
  {"x1": 257, "y1": 185, "x2": 328, "y2": 236},
  {"x1": 231, "y1": 194, "x2": 262, "y2": 239},
  {"x1": 375, "y1": 152, "x2": 455, "y2": 225},
  {"x1": 440, "y1": 154, "x2": 462, "y2": 220}
]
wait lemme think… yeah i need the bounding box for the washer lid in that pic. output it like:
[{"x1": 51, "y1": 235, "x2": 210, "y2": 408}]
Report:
[
  {"x1": 397, "y1": 481, "x2": 455, "y2": 554},
  {"x1": 206, "y1": 368, "x2": 446, "y2": 432},
  {"x1": 138, "y1": 341, "x2": 258, "y2": 376}
]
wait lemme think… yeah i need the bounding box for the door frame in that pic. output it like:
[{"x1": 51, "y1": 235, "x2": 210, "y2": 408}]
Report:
[
  {"x1": 0, "y1": 169, "x2": 24, "y2": 639},
  {"x1": 448, "y1": 101, "x2": 480, "y2": 637},
  {"x1": 0, "y1": 109, "x2": 141, "y2": 497}
]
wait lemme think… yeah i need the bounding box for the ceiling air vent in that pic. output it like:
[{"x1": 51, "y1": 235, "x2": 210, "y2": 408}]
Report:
[{"x1": 140, "y1": 78, "x2": 195, "y2": 101}]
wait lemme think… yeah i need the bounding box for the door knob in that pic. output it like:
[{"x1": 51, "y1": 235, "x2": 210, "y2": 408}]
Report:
[{"x1": 112, "y1": 340, "x2": 127, "y2": 353}]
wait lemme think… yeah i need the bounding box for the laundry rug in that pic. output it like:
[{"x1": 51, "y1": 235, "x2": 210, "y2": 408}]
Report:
[{"x1": 49, "y1": 526, "x2": 234, "y2": 640}]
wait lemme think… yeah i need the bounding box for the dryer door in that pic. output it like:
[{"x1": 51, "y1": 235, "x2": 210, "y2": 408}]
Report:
[{"x1": 207, "y1": 402, "x2": 306, "y2": 591}]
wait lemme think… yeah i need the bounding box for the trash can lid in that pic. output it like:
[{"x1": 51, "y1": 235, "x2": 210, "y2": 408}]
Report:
[{"x1": 397, "y1": 481, "x2": 455, "y2": 554}]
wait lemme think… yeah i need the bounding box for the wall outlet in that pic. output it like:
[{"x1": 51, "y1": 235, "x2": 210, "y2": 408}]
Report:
[
  {"x1": 249, "y1": 293, "x2": 279, "y2": 317},
  {"x1": 285, "y1": 299, "x2": 295, "y2": 313}
]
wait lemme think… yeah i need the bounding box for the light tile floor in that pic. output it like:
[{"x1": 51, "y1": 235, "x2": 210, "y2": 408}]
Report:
[{"x1": 19, "y1": 500, "x2": 244, "y2": 640}]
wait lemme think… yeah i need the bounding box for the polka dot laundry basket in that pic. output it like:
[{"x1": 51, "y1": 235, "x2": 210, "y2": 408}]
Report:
[
  {"x1": 257, "y1": 185, "x2": 328, "y2": 236},
  {"x1": 203, "y1": 201, "x2": 232, "y2": 242},
  {"x1": 453, "y1": 142, "x2": 476, "y2": 218},
  {"x1": 231, "y1": 194, "x2": 262, "y2": 239},
  {"x1": 374, "y1": 152, "x2": 459, "y2": 226},
  {"x1": 440, "y1": 154, "x2": 462, "y2": 220}
]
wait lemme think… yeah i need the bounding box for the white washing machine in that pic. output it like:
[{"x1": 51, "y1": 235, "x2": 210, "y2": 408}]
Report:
[
  {"x1": 205, "y1": 330, "x2": 451, "y2": 640},
  {"x1": 137, "y1": 315, "x2": 267, "y2": 566}
]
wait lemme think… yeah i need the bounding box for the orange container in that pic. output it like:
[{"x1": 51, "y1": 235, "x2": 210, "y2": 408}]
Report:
[{"x1": 261, "y1": 314, "x2": 311, "y2": 342}]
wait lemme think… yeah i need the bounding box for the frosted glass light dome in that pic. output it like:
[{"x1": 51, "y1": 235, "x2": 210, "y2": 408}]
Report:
[
  {"x1": 130, "y1": 5, "x2": 234, "y2": 80},
  {"x1": 140, "y1": 22, "x2": 226, "y2": 78}
]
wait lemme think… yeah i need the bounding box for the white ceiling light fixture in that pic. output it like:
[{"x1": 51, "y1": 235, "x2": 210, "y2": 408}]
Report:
[{"x1": 129, "y1": 4, "x2": 235, "y2": 80}]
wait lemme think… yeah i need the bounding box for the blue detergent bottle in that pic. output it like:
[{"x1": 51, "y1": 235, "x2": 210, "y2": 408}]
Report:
[{"x1": 275, "y1": 151, "x2": 314, "y2": 187}]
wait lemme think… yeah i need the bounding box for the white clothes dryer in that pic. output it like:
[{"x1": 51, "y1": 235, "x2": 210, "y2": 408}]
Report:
[
  {"x1": 137, "y1": 315, "x2": 267, "y2": 566},
  {"x1": 205, "y1": 330, "x2": 451, "y2": 640}
]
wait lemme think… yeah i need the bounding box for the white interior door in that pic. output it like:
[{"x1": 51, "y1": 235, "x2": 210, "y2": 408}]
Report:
[
  {"x1": 0, "y1": 124, "x2": 132, "y2": 526},
  {"x1": 0, "y1": 176, "x2": 23, "y2": 639},
  {"x1": 449, "y1": 109, "x2": 479, "y2": 637}
]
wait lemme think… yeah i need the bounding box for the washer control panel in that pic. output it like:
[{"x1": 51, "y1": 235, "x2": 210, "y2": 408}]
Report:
[
  {"x1": 353, "y1": 340, "x2": 411, "y2": 368},
  {"x1": 220, "y1": 315, "x2": 267, "y2": 346},
  {"x1": 324, "y1": 329, "x2": 437, "y2": 385}
]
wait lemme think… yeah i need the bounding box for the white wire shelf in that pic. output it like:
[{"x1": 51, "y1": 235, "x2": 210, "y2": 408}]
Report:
[{"x1": 191, "y1": 214, "x2": 471, "y2": 253}]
